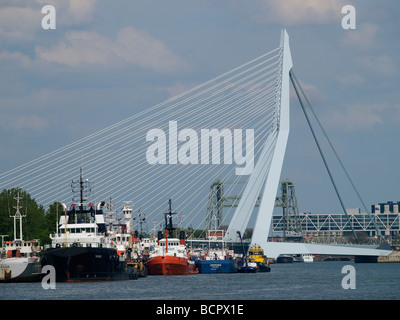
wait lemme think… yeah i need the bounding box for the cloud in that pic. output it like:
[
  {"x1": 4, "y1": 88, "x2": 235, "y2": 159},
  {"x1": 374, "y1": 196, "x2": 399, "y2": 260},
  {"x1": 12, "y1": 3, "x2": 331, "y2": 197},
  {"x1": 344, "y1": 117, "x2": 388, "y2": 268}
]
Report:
[
  {"x1": 0, "y1": 1, "x2": 185, "y2": 73},
  {"x1": 66, "y1": 0, "x2": 98, "y2": 24},
  {"x1": 165, "y1": 82, "x2": 199, "y2": 98},
  {"x1": 341, "y1": 23, "x2": 380, "y2": 49},
  {"x1": 253, "y1": 0, "x2": 345, "y2": 25},
  {"x1": 0, "y1": 6, "x2": 39, "y2": 40},
  {"x1": 0, "y1": 51, "x2": 32, "y2": 67},
  {"x1": 0, "y1": 113, "x2": 50, "y2": 132},
  {"x1": 33, "y1": 0, "x2": 99, "y2": 25},
  {"x1": 0, "y1": 0, "x2": 99, "y2": 42},
  {"x1": 336, "y1": 74, "x2": 365, "y2": 86},
  {"x1": 35, "y1": 26, "x2": 185, "y2": 72},
  {"x1": 324, "y1": 103, "x2": 400, "y2": 131},
  {"x1": 358, "y1": 54, "x2": 396, "y2": 77},
  {"x1": 290, "y1": 79, "x2": 326, "y2": 104}
]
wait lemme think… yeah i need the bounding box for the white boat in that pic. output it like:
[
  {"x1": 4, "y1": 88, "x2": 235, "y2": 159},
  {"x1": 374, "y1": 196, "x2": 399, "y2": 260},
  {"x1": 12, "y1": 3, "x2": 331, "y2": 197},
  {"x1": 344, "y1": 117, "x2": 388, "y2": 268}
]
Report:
[
  {"x1": 0, "y1": 193, "x2": 43, "y2": 282},
  {"x1": 302, "y1": 254, "x2": 314, "y2": 263},
  {"x1": 106, "y1": 201, "x2": 148, "y2": 277}
]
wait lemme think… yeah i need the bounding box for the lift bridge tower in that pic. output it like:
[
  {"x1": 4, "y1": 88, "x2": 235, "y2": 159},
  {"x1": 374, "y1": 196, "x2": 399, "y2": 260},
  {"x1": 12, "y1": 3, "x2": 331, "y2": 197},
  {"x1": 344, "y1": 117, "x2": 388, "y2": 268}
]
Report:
[
  {"x1": 275, "y1": 179, "x2": 302, "y2": 241},
  {"x1": 205, "y1": 180, "x2": 224, "y2": 231},
  {"x1": 205, "y1": 179, "x2": 302, "y2": 240}
]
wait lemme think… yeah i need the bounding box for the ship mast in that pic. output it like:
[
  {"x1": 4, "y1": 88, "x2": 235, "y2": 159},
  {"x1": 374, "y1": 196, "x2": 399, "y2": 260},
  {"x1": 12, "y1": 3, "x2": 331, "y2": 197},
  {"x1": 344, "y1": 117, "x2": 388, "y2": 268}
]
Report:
[
  {"x1": 79, "y1": 167, "x2": 84, "y2": 211},
  {"x1": 164, "y1": 199, "x2": 177, "y2": 237},
  {"x1": 107, "y1": 197, "x2": 116, "y2": 231},
  {"x1": 10, "y1": 192, "x2": 26, "y2": 244},
  {"x1": 71, "y1": 167, "x2": 91, "y2": 209},
  {"x1": 164, "y1": 199, "x2": 177, "y2": 254}
]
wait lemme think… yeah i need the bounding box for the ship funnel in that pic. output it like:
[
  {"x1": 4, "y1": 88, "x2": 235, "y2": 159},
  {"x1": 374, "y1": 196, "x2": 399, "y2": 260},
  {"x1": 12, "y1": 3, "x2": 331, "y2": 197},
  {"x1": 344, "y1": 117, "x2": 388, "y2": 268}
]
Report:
[
  {"x1": 157, "y1": 231, "x2": 163, "y2": 245},
  {"x1": 179, "y1": 230, "x2": 185, "y2": 245},
  {"x1": 59, "y1": 202, "x2": 67, "y2": 212},
  {"x1": 96, "y1": 201, "x2": 105, "y2": 210}
]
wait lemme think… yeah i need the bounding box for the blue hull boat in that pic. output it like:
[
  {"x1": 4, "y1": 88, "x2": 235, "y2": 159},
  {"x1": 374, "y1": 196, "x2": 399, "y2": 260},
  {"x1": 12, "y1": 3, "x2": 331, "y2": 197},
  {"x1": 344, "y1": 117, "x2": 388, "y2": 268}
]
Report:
[{"x1": 195, "y1": 259, "x2": 237, "y2": 274}]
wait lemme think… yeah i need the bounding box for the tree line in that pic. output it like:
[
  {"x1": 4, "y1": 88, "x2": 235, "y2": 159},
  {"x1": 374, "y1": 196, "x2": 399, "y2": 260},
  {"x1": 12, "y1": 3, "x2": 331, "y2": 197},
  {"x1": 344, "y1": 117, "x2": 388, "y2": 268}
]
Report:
[{"x1": 0, "y1": 188, "x2": 60, "y2": 246}]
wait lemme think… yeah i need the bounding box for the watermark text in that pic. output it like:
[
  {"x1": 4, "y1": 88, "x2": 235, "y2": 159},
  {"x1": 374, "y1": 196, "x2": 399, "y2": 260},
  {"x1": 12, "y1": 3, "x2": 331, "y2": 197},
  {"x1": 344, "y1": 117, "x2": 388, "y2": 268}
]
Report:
[
  {"x1": 341, "y1": 265, "x2": 356, "y2": 289},
  {"x1": 146, "y1": 121, "x2": 254, "y2": 175}
]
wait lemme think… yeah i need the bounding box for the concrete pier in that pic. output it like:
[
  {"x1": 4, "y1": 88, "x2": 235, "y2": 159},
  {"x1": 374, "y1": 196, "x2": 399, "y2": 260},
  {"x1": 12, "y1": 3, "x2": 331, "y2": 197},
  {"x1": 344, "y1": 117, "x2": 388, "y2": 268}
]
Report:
[{"x1": 378, "y1": 250, "x2": 400, "y2": 263}]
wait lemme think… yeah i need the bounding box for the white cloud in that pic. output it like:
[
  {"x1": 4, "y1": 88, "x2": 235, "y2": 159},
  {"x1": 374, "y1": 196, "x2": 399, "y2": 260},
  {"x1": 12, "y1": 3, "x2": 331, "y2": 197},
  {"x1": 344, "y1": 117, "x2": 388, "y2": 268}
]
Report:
[
  {"x1": 0, "y1": 6, "x2": 39, "y2": 40},
  {"x1": 0, "y1": 1, "x2": 184, "y2": 72},
  {"x1": 341, "y1": 23, "x2": 380, "y2": 49},
  {"x1": 290, "y1": 80, "x2": 326, "y2": 104},
  {"x1": 336, "y1": 74, "x2": 365, "y2": 86},
  {"x1": 359, "y1": 54, "x2": 396, "y2": 77},
  {"x1": 325, "y1": 103, "x2": 395, "y2": 131},
  {"x1": 33, "y1": 0, "x2": 98, "y2": 25},
  {"x1": 0, "y1": 51, "x2": 32, "y2": 67},
  {"x1": 165, "y1": 82, "x2": 199, "y2": 98},
  {"x1": 67, "y1": 0, "x2": 98, "y2": 24},
  {"x1": 253, "y1": 0, "x2": 345, "y2": 25},
  {"x1": 0, "y1": 0, "x2": 99, "y2": 41},
  {"x1": 35, "y1": 26, "x2": 185, "y2": 72},
  {"x1": 0, "y1": 113, "x2": 50, "y2": 131}
]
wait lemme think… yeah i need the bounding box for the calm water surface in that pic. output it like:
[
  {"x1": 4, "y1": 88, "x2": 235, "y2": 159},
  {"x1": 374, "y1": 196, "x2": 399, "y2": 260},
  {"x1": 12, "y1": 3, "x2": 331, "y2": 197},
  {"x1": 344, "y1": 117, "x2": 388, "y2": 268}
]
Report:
[{"x1": 1, "y1": 261, "x2": 399, "y2": 300}]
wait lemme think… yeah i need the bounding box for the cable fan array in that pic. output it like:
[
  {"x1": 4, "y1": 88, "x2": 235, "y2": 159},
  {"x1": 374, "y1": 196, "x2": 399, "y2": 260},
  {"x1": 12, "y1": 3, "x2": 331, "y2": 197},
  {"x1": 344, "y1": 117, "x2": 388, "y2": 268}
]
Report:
[{"x1": 0, "y1": 45, "x2": 285, "y2": 233}]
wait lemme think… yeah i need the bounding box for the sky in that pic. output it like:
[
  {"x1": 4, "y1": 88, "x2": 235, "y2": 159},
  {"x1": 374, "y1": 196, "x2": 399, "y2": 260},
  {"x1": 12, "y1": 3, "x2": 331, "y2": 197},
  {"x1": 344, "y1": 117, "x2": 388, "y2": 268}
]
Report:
[{"x1": 0, "y1": 0, "x2": 399, "y2": 220}]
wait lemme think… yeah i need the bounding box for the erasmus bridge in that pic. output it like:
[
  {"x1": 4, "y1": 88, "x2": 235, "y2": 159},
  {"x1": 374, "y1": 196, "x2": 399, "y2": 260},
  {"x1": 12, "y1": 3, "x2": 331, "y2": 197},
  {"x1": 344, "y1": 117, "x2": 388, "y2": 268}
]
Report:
[{"x1": 0, "y1": 29, "x2": 392, "y2": 259}]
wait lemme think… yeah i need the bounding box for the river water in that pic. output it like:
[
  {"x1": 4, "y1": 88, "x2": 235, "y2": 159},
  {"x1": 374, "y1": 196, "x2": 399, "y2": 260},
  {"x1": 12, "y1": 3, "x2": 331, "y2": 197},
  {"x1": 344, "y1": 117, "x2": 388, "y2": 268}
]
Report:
[{"x1": 1, "y1": 261, "x2": 399, "y2": 301}]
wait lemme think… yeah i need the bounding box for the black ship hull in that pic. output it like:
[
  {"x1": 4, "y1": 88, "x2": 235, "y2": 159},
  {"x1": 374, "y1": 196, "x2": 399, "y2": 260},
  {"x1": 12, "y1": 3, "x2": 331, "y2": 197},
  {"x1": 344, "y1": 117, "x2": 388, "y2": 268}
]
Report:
[{"x1": 42, "y1": 247, "x2": 138, "y2": 282}]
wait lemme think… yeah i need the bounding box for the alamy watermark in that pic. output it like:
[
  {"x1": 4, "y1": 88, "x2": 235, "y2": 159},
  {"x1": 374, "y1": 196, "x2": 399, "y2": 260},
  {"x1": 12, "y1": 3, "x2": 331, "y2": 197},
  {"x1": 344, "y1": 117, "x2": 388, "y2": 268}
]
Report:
[
  {"x1": 341, "y1": 265, "x2": 356, "y2": 290},
  {"x1": 41, "y1": 5, "x2": 356, "y2": 31},
  {"x1": 146, "y1": 121, "x2": 254, "y2": 175},
  {"x1": 41, "y1": 5, "x2": 56, "y2": 30},
  {"x1": 342, "y1": 5, "x2": 356, "y2": 30},
  {"x1": 41, "y1": 265, "x2": 56, "y2": 289}
]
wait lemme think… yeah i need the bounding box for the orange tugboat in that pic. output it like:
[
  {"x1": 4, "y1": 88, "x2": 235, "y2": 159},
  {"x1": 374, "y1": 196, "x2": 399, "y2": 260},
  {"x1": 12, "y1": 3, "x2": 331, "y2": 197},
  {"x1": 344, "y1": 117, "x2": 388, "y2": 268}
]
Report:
[{"x1": 147, "y1": 200, "x2": 190, "y2": 275}]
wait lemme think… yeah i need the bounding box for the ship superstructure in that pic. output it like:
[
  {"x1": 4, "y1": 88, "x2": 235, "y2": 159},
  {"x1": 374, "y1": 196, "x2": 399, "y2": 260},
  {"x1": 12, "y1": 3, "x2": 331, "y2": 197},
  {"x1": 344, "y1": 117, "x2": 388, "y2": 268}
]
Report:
[{"x1": 43, "y1": 169, "x2": 138, "y2": 281}]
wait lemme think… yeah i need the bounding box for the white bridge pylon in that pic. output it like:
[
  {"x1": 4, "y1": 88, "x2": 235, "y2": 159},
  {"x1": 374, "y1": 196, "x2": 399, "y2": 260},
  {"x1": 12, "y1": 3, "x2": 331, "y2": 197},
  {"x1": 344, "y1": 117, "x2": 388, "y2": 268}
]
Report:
[
  {"x1": 225, "y1": 29, "x2": 391, "y2": 259},
  {"x1": 225, "y1": 28, "x2": 292, "y2": 245}
]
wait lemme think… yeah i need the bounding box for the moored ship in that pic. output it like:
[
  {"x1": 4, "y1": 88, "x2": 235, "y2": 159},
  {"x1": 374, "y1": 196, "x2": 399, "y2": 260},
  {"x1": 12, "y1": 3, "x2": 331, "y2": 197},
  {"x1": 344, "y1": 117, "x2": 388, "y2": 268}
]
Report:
[
  {"x1": 147, "y1": 238, "x2": 189, "y2": 275},
  {"x1": 42, "y1": 169, "x2": 138, "y2": 282},
  {"x1": 106, "y1": 201, "x2": 148, "y2": 277},
  {"x1": 247, "y1": 244, "x2": 271, "y2": 272},
  {"x1": 196, "y1": 255, "x2": 237, "y2": 274},
  {"x1": 195, "y1": 230, "x2": 237, "y2": 274},
  {"x1": 147, "y1": 200, "x2": 190, "y2": 275},
  {"x1": 0, "y1": 193, "x2": 43, "y2": 282}
]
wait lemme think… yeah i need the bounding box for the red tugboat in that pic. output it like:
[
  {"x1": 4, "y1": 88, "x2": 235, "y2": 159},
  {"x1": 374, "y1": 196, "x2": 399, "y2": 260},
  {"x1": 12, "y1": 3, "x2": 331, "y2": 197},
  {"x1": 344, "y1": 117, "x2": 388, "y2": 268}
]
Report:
[{"x1": 147, "y1": 200, "x2": 191, "y2": 275}]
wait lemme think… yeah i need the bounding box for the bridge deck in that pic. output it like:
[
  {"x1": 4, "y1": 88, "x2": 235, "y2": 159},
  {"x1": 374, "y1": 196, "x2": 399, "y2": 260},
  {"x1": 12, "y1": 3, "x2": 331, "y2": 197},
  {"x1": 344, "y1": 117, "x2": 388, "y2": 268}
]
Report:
[{"x1": 261, "y1": 241, "x2": 392, "y2": 259}]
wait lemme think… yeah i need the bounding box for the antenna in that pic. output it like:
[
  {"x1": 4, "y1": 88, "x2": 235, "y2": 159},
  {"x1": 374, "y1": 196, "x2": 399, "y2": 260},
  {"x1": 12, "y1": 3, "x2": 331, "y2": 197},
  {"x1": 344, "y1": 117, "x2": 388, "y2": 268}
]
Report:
[
  {"x1": 107, "y1": 197, "x2": 116, "y2": 230},
  {"x1": 10, "y1": 192, "x2": 26, "y2": 242},
  {"x1": 164, "y1": 199, "x2": 177, "y2": 237},
  {"x1": 71, "y1": 168, "x2": 91, "y2": 208}
]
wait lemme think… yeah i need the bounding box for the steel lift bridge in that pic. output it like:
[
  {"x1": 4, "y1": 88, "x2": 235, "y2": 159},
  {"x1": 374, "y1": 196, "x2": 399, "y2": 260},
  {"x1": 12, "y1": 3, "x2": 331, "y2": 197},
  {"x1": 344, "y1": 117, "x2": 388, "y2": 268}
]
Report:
[{"x1": 224, "y1": 29, "x2": 392, "y2": 260}]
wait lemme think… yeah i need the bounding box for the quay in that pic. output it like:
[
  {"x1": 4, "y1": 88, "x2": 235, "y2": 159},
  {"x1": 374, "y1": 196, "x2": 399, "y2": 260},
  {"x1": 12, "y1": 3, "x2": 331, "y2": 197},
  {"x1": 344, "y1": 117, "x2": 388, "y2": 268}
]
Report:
[{"x1": 378, "y1": 250, "x2": 400, "y2": 263}]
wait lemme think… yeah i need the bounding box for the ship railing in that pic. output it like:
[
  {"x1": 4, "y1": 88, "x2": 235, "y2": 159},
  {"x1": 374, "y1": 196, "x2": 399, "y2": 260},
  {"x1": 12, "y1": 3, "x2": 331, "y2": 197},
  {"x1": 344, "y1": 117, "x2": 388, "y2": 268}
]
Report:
[{"x1": 49, "y1": 241, "x2": 112, "y2": 249}]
